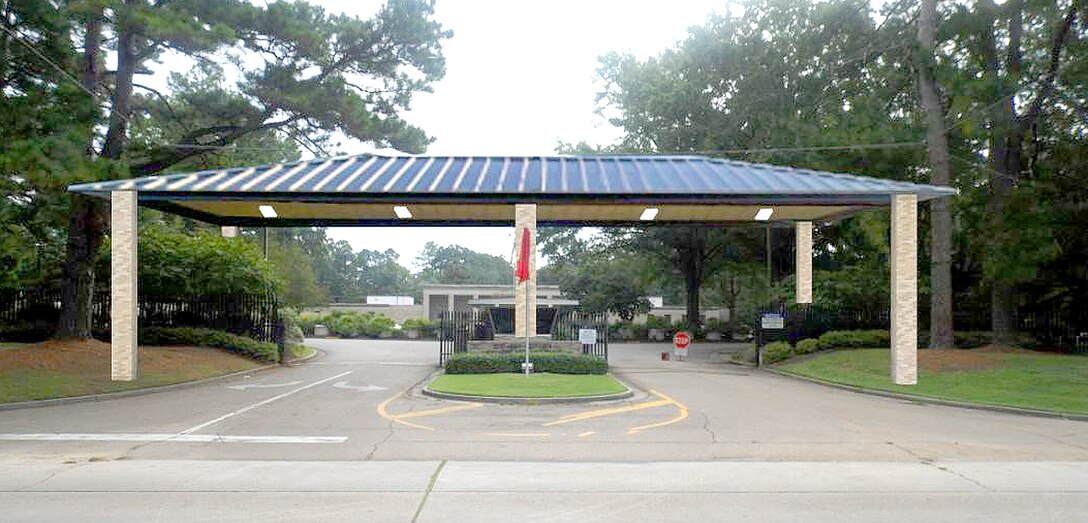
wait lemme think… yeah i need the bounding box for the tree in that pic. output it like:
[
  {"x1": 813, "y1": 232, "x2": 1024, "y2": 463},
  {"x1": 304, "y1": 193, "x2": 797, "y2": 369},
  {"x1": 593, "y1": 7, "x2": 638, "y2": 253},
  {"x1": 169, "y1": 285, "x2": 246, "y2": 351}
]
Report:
[
  {"x1": 538, "y1": 227, "x2": 651, "y2": 320},
  {"x1": 916, "y1": 0, "x2": 955, "y2": 348},
  {"x1": 55, "y1": 0, "x2": 450, "y2": 337},
  {"x1": 415, "y1": 242, "x2": 512, "y2": 285}
]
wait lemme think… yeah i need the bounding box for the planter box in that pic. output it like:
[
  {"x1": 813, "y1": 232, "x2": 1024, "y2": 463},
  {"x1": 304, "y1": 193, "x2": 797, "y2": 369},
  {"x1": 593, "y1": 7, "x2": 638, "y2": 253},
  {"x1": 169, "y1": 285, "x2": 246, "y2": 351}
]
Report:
[
  {"x1": 648, "y1": 328, "x2": 665, "y2": 342},
  {"x1": 706, "y1": 331, "x2": 723, "y2": 341},
  {"x1": 405, "y1": 329, "x2": 421, "y2": 339},
  {"x1": 313, "y1": 324, "x2": 330, "y2": 337}
]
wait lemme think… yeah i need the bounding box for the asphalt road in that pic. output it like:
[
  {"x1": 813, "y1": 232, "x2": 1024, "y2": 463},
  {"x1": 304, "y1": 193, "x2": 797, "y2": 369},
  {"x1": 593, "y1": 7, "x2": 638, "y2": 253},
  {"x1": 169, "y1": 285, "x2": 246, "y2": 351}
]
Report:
[{"x1": 1, "y1": 338, "x2": 1086, "y2": 521}]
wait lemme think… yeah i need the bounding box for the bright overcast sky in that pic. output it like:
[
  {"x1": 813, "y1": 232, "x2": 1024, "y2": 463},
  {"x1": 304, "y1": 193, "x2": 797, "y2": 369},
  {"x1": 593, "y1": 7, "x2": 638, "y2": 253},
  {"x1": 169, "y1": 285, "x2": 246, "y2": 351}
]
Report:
[{"x1": 276, "y1": 1, "x2": 734, "y2": 269}]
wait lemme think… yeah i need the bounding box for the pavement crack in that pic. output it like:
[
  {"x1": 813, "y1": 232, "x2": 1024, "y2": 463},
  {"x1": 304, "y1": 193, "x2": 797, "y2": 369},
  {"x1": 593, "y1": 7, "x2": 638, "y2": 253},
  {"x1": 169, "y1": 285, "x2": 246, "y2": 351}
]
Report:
[
  {"x1": 927, "y1": 462, "x2": 991, "y2": 491},
  {"x1": 366, "y1": 418, "x2": 395, "y2": 461},
  {"x1": 411, "y1": 460, "x2": 447, "y2": 523},
  {"x1": 700, "y1": 411, "x2": 719, "y2": 443}
]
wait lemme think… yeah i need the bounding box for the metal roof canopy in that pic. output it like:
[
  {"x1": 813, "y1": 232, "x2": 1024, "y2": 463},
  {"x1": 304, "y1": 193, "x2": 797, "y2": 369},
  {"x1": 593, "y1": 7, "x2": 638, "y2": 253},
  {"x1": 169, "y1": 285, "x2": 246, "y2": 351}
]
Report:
[{"x1": 68, "y1": 154, "x2": 957, "y2": 226}]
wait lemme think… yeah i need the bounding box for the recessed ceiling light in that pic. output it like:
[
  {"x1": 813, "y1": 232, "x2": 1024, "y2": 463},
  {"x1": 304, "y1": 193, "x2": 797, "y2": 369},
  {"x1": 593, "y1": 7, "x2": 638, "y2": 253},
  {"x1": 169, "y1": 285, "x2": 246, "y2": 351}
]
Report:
[
  {"x1": 640, "y1": 207, "x2": 659, "y2": 221},
  {"x1": 393, "y1": 205, "x2": 412, "y2": 219},
  {"x1": 258, "y1": 205, "x2": 277, "y2": 218},
  {"x1": 754, "y1": 208, "x2": 773, "y2": 221}
]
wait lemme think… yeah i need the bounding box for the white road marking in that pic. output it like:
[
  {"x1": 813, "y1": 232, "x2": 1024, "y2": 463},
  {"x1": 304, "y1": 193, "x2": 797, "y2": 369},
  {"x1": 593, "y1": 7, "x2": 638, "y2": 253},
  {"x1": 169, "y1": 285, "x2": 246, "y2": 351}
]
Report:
[
  {"x1": 331, "y1": 381, "x2": 387, "y2": 392},
  {"x1": 179, "y1": 371, "x2": 352, "y2": 435},
  {"x1": 226, "y1": 381, "x2": 303, "y2": 391},
  {"x1": 0, "y1": 433, "x2": 345, "y2": 444}
]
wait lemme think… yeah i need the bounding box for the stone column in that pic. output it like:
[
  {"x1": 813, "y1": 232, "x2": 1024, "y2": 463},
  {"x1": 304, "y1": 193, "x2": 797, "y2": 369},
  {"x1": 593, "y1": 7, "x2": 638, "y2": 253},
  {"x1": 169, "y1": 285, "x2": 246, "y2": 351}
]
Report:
[
  {"x1": 111, "y1": 190, "x2": 138, "y2": 381},
  {"x1": 515, "y1": 204, "x2": 537, "y2": 337},
  {"x1": 795, "y1": 221, "x2": 813, "y2": 304},
  {"x1": 446, "y1": 293, "x2": 455, "y2": 313},
  {"x1": 891, "y1": 194, "x2": 918, "y2": 385}
]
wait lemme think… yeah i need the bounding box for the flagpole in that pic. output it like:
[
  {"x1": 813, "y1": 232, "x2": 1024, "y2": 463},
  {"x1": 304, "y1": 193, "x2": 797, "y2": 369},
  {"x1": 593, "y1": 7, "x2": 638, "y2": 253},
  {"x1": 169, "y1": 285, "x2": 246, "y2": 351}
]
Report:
[{"x1": 524, "y1": 275, "x2": 531, "y2": 375}]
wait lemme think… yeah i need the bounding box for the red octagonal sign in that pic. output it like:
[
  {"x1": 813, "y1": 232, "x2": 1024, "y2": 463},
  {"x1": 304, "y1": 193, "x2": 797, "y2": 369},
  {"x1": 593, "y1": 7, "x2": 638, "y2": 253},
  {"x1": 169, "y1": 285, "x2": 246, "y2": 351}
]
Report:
[{"x1": 673, "y1": 331, "x2": 691, "y2": 350}]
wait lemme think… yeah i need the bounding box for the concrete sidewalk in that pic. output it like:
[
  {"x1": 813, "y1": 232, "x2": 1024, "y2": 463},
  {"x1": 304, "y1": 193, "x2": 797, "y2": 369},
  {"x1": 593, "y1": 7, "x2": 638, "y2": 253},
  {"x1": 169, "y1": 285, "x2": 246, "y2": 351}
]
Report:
[{"x1": 3, "y1": 459, "x2": 1086, "y2": 522}]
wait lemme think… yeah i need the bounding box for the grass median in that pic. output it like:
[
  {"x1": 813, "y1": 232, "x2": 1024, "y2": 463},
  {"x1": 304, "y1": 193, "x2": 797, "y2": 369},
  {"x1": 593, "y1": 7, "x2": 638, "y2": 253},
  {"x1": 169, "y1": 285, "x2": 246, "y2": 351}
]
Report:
[
  {"x1": 0, "y1": 339, "x2": 305, "y2": 403},
  {"x1": 429, "y1": 372, "x2": 627, "y2": 398},
  {"x1": 777, "y1": 347, "x2": 1088, "y2": 415}
]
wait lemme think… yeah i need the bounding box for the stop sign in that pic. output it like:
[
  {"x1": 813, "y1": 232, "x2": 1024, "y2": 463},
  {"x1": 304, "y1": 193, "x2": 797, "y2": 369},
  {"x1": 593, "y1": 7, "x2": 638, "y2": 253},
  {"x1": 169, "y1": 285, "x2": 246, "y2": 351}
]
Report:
[{"x1": 673, "y1": 331, "x2": 691, "y2": 349}]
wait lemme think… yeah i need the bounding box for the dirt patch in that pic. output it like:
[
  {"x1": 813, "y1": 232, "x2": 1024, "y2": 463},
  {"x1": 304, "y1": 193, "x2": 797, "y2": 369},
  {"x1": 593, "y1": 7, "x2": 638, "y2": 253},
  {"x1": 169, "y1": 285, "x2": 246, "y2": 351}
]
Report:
[
  {"x1": 0, "y1": 338, "x2": 258, "y2": 374},
  {"x1": 919, "y1": 348, "x2": 1010, "y2": 373}
]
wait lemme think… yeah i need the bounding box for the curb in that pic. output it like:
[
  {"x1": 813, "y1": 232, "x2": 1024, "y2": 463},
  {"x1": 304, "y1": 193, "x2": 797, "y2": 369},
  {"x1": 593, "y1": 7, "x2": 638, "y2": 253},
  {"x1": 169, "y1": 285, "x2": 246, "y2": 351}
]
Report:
[
  {"x1": 762, "y1": 366, "x2": 1088, "y2": 422},
  {"x1": 0, "y1": 345, "x2": 321, "y2": 412},
  {"x1": 421, "y1": 374, "x2": 635, "y2": 405}
]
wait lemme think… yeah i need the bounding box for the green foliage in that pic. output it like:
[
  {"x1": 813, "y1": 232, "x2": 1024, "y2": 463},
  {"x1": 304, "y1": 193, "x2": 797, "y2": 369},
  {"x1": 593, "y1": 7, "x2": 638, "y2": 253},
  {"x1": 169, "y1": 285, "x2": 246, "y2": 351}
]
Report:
[
  {"x1": 761, "y1": 341, "x2": 793, "y2": 364},
  {"x1": 401, "y1": 318, "x2": 433, "y2": 330},
  {"x1": 139, "y1": 327, "x2": 280, "y2": 363},
  {"x1": 795, "y1": 338, "x2": 825, "y2": 354},
  {"x1": 319, "y1": 311, "x2": 397, "y2": 338},
  {"x1": 445, "y1": 351, "x2": 608, "y2": 375},
  {"x1": 137, "y1": 222, "x2": 280, "y2": 296},
  {"x1": 415, "y1": 242, "x2": 512, "y2": 285},
  {"x1": 817, "y1": 330, "x2": 891, "y2": 349}
]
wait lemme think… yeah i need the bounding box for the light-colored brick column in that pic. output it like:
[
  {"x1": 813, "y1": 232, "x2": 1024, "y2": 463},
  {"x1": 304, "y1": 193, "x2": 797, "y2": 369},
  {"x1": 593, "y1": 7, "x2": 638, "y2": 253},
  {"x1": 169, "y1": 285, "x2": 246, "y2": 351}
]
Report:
[
  {"x1": 111, "y1": 190, "x2": 138, "y2": 381},
  {"x1": 795, "y1": 221, "x2": 813, "y2": 304},
  {"x1": 891, "y1": 194, "x2": 918, "y2": 385},
  {"x1": 515, "y1": 204, "x2": 537, "y2": 337}
]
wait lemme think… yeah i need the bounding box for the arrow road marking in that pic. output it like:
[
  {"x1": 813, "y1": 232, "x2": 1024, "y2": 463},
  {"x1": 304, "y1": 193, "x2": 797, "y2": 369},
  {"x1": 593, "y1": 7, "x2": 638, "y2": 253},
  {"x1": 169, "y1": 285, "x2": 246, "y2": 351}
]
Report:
[
  {"x1": 332, "y1": 381, "x2": 387, "y2": 392},
  {"x1": 226, "y1": 381, "x2": 303, "y2": 391}
]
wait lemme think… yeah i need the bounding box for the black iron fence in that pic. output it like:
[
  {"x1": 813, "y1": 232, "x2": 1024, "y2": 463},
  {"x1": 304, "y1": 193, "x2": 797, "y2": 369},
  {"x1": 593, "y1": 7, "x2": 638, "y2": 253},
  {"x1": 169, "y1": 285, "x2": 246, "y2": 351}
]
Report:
[
  {"x1": 754, "y1": 303, "x2": 1088, "y2": 353},
  {"x1": 0, "y1": 288, "x2": 280, "y2": 343},
  {"x1": 438, "y1": 310, "x2": 494, "y2": 365},
  {"x1": 551, "y1": 310, "x2": 609, "y2": 360}
]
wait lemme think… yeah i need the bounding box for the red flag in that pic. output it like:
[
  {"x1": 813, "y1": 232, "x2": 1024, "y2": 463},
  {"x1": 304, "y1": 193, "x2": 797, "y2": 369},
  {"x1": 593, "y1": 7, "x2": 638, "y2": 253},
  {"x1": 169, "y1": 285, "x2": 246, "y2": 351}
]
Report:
[{"x1": 515, "y1": 227, "x2": 531, "y2": 282}]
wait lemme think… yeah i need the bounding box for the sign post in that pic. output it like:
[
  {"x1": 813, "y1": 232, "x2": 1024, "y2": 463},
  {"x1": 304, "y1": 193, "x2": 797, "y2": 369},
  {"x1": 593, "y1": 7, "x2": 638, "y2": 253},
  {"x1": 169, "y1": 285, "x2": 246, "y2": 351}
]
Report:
[{"x1": 672, "y1": 331, "x2": 691, "y2": 361}]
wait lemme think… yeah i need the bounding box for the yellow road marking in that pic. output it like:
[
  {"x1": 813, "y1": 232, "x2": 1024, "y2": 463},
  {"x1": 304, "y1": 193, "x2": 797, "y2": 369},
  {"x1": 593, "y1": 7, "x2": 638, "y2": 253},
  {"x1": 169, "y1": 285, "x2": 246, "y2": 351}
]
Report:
[
  {"x1": 377, "y1": 393, "x2": 435, "y2": 431},
  {"x1": 483, "y1": 432, "x2": 552, "y2": 437},
  {"x1": 377, "y1": 394, "x2": 483, "y2": 431},
  {"x1": 627, "y1": 390, "x2": 689, "y2": 435},
  {"x1": 395, "y1": 403, "x2": 483, "y2": 420},
  {"x1": 577, "y1": 431, "x2": 596, "y2": 438},
  {"x1": 542, "y1": 398, "x2": 671, "y2": 427}
]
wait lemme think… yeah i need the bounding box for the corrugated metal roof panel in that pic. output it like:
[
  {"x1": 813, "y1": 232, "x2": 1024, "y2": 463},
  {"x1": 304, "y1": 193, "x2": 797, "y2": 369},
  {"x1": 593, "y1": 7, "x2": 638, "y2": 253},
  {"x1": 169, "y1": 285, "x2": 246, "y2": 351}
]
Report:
[{"x1": 69, "y1": 153, "x2": 958, "y2": 203}]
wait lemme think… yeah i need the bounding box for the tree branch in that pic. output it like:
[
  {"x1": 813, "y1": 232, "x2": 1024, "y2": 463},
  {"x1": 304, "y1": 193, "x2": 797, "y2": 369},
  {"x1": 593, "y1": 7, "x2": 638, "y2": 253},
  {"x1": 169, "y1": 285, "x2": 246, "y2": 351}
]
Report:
[{"x1": 1019, "y1": 0, "x2": 1079, "y2": 134}]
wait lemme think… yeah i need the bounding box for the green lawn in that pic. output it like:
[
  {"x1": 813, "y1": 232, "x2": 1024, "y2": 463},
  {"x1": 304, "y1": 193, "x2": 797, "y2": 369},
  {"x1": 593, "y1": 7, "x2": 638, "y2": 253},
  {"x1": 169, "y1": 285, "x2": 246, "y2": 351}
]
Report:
[
  {"x1": 289, "y1": 344, "x2": 315, "y2": 360},
  {"x1": 777, "y1": 348, "x2": 1088, "y2": 415},
  {"x1": 429, "y1": 373, "x2": 627, "y2": 398}
]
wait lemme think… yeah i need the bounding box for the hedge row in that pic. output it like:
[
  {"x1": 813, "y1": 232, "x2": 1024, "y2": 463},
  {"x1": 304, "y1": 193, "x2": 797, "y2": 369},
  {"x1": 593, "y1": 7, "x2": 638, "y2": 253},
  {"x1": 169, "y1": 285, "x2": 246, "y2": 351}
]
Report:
[
  {"x1": 140, "y1": 327, "x2": 280, "y2": 363},
  {"x1": 445, "y1": 351, "x2": 608, "y2": 375},
  {"x1": 762, "y1": 330, "x2": 892, "y2": 364}
]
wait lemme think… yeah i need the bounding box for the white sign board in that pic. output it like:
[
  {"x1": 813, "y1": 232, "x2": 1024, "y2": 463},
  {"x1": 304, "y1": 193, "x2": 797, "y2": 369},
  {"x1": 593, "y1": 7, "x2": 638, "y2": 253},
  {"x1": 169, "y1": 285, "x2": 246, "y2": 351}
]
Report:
[
  {"x1": 578, "y1": 328, "x2": 598, "y2": 346},
  {"x1": 760, "y1": 313, "x2": 785, "y2": 329}
]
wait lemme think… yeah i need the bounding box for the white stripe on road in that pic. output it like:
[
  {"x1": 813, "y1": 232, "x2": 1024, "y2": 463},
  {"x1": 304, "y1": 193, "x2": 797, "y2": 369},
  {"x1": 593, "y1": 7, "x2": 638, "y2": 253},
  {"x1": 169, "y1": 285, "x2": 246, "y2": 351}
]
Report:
[
  {"x1": 0, "y1": 433, "x2": 346, "y2": 444},
  {"x1": 179, "y1": 371, "x2": 352, "y2": 435}
]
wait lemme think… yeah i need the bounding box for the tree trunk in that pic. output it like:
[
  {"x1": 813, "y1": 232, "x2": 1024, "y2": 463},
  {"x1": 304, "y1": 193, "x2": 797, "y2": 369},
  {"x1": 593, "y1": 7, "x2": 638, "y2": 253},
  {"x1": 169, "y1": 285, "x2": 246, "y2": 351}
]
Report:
[
  {"x1": 917, "y1": 0, "x2": 954, "y2": 348},
  {"x1": 57, "y1": 2, "x2": 136, "y2": 339},
  {"x1": 56, "y1": 195, "x2": 104, "y2": 337}
]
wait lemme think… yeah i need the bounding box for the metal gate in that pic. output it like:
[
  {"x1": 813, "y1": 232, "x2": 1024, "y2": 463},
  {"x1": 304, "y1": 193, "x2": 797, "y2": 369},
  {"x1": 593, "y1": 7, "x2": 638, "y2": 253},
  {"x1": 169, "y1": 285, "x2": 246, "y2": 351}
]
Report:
[
  {"x1": 438, "y1": 310, "x2": 494, "y2": 365},
  {"x1": 551, "y1": 310, "x2": 609, "y2": 360}
]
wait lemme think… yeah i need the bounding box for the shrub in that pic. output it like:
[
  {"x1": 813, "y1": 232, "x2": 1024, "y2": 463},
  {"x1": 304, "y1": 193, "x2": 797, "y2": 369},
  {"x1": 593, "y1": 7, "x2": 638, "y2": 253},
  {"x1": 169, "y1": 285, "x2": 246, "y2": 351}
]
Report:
[
  {"x1": 298, "y1": 312, "x2": 324, "y2": 336},
  {"x1": 795, "y1": 337, "x2": 824, "y2": 354},
  {"x1": 321, "y1": 311, "x2": 398, "y2": 338},
  {"x1": 761, "y1": 341, "x2": 793, "y2": 364},
  {"x1": 140, "y1": 327, "x2": 280, "y2": 363},
  {"x1": 445, "y1": 351, "x2": 608, "y2": 375},
  {"x1": 817, "y1": 330, "x2": 890, "y2": 349}
]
